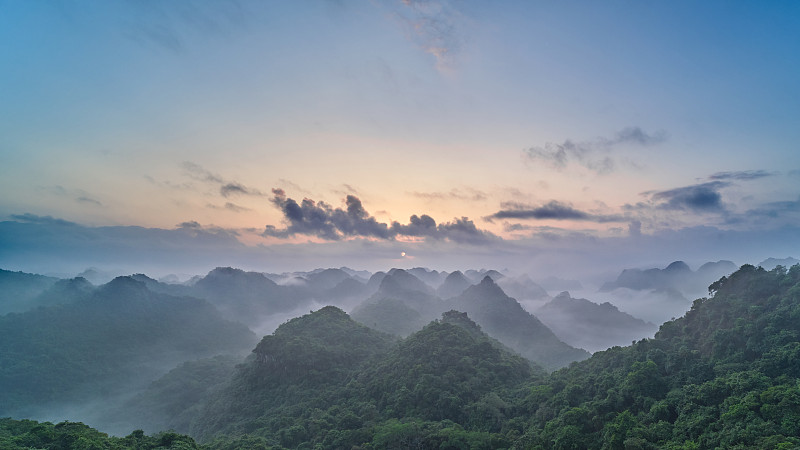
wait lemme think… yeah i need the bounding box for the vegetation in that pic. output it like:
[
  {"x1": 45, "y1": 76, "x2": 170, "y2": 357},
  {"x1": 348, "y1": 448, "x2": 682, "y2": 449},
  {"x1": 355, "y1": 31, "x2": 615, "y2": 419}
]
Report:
[
  {"x1": 3, "y1": 264, "x2": 800, "y2": 449},
  {"x1": 0, "y1": 418, "x2": 200, "y2": 449},
  {"x1": 0, "y1": 276, "x2": 255, "y2": 415}
]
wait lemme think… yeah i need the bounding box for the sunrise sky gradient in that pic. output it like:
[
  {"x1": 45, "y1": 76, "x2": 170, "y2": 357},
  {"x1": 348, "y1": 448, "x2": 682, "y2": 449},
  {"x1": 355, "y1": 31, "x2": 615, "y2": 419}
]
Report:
[{"x1": 1, "y1": 1, "x2": 799, "y2": 279}]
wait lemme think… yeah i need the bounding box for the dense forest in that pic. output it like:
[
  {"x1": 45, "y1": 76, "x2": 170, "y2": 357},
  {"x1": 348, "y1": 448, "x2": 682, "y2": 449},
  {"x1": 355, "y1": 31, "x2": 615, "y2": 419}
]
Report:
[{"x1": 2, "y1": 264, "x2": 800, "y2": 448}]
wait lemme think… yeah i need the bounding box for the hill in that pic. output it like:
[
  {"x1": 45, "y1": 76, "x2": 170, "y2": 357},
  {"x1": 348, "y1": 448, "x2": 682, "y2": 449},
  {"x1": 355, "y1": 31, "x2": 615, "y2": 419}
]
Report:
[
  {"x1": 519, "y1": 264, "x2": 800, "y2": 448},
  {"x1": 536, "y1": 291, "x2": 657, "y2": 352},
  {"x1": 191, "y1": 306, "x2": 396, "y2": 443},
  {"x1": 600, "y1": 260, "x2": 737, "y2": 295},
  {"x1": 0, "y1": 269, "x2": 59, "y2": 314},
  {"x1": 189, "y1": 308, "x2": 540, "y2": 448},
  {"x1": 448, "y1": 277, "x2": 589, "y2": 370},
  {"x1": 0, "y1": 276, "x2": 255, "y2": 420}
]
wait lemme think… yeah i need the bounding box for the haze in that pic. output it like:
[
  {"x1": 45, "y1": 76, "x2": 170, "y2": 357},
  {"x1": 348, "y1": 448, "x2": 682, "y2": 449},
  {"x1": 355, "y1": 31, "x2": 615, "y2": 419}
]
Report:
[{"x1": 1, "y1": 1, "x2": 799, "y2": 285}]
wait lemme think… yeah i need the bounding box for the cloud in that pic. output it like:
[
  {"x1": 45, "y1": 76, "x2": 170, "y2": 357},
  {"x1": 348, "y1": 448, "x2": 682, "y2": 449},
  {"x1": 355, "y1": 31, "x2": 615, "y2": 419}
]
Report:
[
  {"x1": 182, "y1": 161, "x2": 223, "y2": 184},
  {"x1": 225, "y1": 202, "x2": 251, "y2": 213},
  {"x1": 392, "y1": 0, "x2": 467, "y2": 70},
  {"x1": 220, "y1": 182, "x2": 264, "y2": 198},
  {"x1": 745, "y1": 197, "x2": 800, "y2": 218},
  {"x1": 486, "y1": 200, "x2": 627, "y2": 223},
  {"x1": 263, "y1": 189, "x2": 496, "y2": 244},
  {"x1": 38, "y1": 185, "x2": 103, "y2": 207},
  {"x1": 708, "y1": 170, "x2": 775, "y2": 181},
  {"x1": 9, "y1": 214, "x2": 77, "y2": 226},
  {"x1": 182, "y1": 161, "x2": 264, "y2": 199},
  {"x1": 409, "y1": 188, "x2": 487, "y2": 202},
  {"x1": 646, "y1": 181, "x2": 729, "y2": 212},
  {"x1": 524, "y1": 126, "x2": 667, "y2": 174},
  {"x1": 76, "y1": 196, "x2": 103, "y2": 207}
]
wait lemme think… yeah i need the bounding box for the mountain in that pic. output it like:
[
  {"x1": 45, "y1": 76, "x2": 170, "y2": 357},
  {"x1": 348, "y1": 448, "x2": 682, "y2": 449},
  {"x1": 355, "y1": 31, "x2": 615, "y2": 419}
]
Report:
[
  {"x1": 355, "y1": 310, "x2": 540, "y2": 425},
  {"x1": 759, "y1": 256, "x2": 800, "y2": 270},
  {"x1": 436, "y1": 270, "x2": 473, "y2": 298},
  {"x1": 305, "y1": 267, "x2": 352, "y2": 292},
  {"x1": 600, "y1": 260, "x2": 737, "y2": 295},
  {"x1": 0, "y1": 276, "x2": 255, "y2": 419},
  {"x1": 33, "y1": 276, "x2": 95, "y2": 307},
  {"x1": 6, "y1": 264, "x2": 798, "y2": 449},
  {"x1": 191, "y1": 306, "x2": 396, "y2": 441},
  {"x1": 448, "y1": 277, "x2": 589, "y2": 370},
  {"x1": 351, "y1": 269, "x2": 442, "y2": 336},
  {"x1": 496, "y1": 274, "x2": 549, "y2": 300},
  {"x1": 535, "y1": 291, "x2": 657, "y2": 352},
  {"x1": 190, "y1": 267, "x2": 304, "y2": 326},
  {"x1": 464, "y1": 269, "x2": 504, "y2": 284},
  {"x1": 407, "y1": 267, "x2": 447, "y2": 289},
  {"x1": 0, "y1": 269, "x2": 59, "y2": 314},
  {"x1": 521, "y1": 264, "x2": 800, "y2": 448},
  {"x1": 190, "y1": 308, "x2": 537, "y2": 446}
]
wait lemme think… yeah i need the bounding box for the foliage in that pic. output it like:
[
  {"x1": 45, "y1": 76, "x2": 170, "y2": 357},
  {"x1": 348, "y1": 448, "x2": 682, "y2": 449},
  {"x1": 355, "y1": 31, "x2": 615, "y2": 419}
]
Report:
[
  {"x1": 0, "y1": 418, "x2": 200, "y2": 449},
  {"x1": 0, "y1": 276, "x2": 255, "y2": 415}
]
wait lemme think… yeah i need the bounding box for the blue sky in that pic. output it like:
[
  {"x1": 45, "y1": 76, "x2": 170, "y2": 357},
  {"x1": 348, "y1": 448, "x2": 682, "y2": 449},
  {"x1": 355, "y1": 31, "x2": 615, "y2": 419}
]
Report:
[{"x1": 1, "y1": 0, "x2": 798, "y2": 278}]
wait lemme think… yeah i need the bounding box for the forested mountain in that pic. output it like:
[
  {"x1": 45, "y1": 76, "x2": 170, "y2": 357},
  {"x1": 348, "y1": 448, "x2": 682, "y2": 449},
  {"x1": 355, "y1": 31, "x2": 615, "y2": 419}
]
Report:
[
  {"x1": 519, "y1": 264, "x2": 800, "y2": 448},
  {"x1": 352, "y1": 272, "x2": 588, "y2": 369},
  {"x1": 0, "y1": 269, "x2": 59, "y2": 314},
  {"x1": 0, "y1": 276, "x2": 255, "y2": 419},
  {"x1": 449, "y1": 277, "x2": 590, "y2": 370},
  {"x1": 536, "y1": 291, "x2": 657, "y2": 353},
  {"x1": 190, "y1": 306, "x2": 397, "y2": 442},
  {"x1": 3, "y1": 263, "x2": 800, "y2": 449}
]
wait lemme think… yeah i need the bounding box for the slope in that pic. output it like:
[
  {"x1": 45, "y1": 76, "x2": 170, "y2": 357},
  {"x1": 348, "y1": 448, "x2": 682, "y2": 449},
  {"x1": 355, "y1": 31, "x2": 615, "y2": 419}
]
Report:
[
  {"x1": 0, "y1": 276, "x2": 256, "y2": 418},
  {"x1": 536, "y1": 291, "x2": 657, "y2": 352},
  {"x1": 519, "y1": 264, "x2": 800, "y2": 449},
  {"x1": 448, "y1": 277, "x2": 590, "y2": 370}
]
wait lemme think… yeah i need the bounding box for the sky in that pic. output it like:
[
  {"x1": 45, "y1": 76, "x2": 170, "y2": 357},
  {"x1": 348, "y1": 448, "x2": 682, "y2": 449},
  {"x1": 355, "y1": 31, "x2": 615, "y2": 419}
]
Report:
[{"x1": 1, "y1": 0, "x2": 799, "y2": 281}]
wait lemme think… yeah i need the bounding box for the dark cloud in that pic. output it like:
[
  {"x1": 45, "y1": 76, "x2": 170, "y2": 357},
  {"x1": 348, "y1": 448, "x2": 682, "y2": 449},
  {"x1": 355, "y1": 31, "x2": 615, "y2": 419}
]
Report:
[
  {"x1": 178, "y1": 221, "x2": 202, "y2": 229},
  {"x1": 9, "y1": 214, "x2": 77, "y2": 226},
  {"x1": 263, "y1": 189, "x2": 496, "y2": 244},
  {"x1": 220, "y1": 182, "x2": 263, "y2": 198},
  {"x1": 647, "y1": 181, "x2": 729, "y2": 211},
  {"x1": 182, "y1": 161, "x2": 264, "y2": 199},
  {"x1": 524, "y1": 126, "x2": 667, "y2": 174},
  {"x1": 708, "y1": 170, "x2": 775, "y2": 181},
  {"x1": 76, "y1": 196, "x2": 103, "y2": 206},
  {"x1": 486, "y1": 201, "x2": 626, "y2": 223}
]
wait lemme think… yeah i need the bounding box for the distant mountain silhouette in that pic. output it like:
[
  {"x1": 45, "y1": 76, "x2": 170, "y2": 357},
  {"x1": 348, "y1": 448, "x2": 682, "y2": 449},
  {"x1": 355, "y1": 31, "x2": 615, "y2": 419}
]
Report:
[
  {"x1": 436, "y1": 270, "x2": 474, "y2": 298},
  {"x1": 536, "y1": 291, "x2": 657, "y2": 352},
  {"x1": 0, "y1": 276, "x2": 255, "y2": 417},
  {"x1": 600, "y1": 260, "x2": 737, "y2": 295},
  {"x1": 351, "y1": 269, "x2": 442, "y2": 336},
  {"x1": 191, "y1": 267, "x2": 302, "y2": 326},
  {"x1": 34, "y1": 277, "x2": 95, "y2": 307},
  {"x1": 407, "y1": 267, "x2": 447, "y2": 289},
  {"x1": 0, "y1": 269, "x2": 59, "y2": 314},
  {"x1": 448, "y1": 277, "x2": 589, "y2": 370},
  {"x1": 497, "y1": 274, "x2": 549, "y2": 300},
  {"x1": 758, "y1": 256, "x2": 800, "y2": 270}
]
